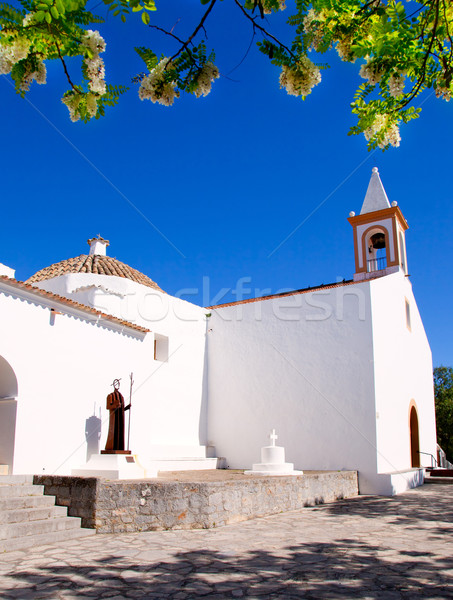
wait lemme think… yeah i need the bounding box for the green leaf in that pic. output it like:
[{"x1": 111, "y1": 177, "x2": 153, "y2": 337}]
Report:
[{"x1": 141, "y1": 10, "x2": 149, "y2": 24}]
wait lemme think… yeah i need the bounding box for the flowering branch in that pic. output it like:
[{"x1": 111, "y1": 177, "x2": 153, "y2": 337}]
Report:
[{"x1": 1, "y1": 0, "x2": 452, "y2": 149}]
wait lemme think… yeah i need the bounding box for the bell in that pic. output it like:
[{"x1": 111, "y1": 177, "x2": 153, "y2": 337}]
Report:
[{"x1": 370, "y1": 232, "x2": 386, "y2": 249}]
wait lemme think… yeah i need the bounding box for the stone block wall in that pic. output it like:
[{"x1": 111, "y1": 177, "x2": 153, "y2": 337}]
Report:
[
  {"x1": 34, "y1": 471, "x2": 358, "y2": 534},
  {"x1": 34, "y1": 475, "x2": 99, "y2": 528}
]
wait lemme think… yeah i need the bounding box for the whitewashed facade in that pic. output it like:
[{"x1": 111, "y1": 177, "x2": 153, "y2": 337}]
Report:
[{"x1": 0, "y1": 169, "x2": 437, "y2": 494}]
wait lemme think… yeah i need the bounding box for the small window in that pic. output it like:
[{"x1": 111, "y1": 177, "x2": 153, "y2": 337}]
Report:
[
  {"x1": 405, "y1": 299, "x2": 411, "y2": 331},
  {"x1": 154, "y1": 334, "x2": 169, "y2": 362}
]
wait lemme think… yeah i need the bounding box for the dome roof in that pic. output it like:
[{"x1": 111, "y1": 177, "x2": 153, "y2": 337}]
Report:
[{"x1": 26, "y1": 253, "x2": 165, "y2": 293}]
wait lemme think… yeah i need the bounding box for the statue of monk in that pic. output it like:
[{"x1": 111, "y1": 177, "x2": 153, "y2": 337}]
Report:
[{"x1": 104, "y1": 379, "x2": 130, "y2": 452}]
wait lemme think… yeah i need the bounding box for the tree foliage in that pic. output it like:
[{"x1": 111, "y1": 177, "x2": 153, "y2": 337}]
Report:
[
  {"x1": 434, "y1": 366, "x2": 453, "y2": 463},
  {"x1": 0, "y1": 0, "x2": 452, "y2": 148}
]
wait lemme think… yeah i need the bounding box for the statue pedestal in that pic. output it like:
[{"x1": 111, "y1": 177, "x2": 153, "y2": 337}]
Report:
[
  {"x1": 245, "y1": 443, "x2": 303, "y2": 476},
  {"x1": 72, "y1": 453, "x2": 155, "y2": 479}
]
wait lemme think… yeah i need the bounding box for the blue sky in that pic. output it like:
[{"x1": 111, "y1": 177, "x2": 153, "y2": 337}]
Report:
[{"x1": 1, "y1": 1, "x2": 452, "y2": 366}]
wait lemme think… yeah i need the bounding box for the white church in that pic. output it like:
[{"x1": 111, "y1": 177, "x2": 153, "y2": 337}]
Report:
[{"x1": 0, "y1": 168, "x2": 437, "y2": 495}]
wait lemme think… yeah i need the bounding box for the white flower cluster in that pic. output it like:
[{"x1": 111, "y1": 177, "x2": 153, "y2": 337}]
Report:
[
  {"x1": 139, "y1": 58, "x2": 178, "y2": 106},
  {"x1": 61, "y1": 91, "x2": 98, "y2": 122},
  {"x1": 303, "y1": 8, "x2": 317, "y2": 30},
  {"x1": 20, "y1": 61, "x2": 46, "y2": 91},
  {"x1": 435, "y1": 84, "x2": 452, "y2": 102},
  {"x1": 279, "y1": 56, "x2": 321, "y2": 98},
  {"x1": 303, "y1": 9, "x2": 324, "y2": 51},
  {"x1": 86, "y1": 93, "x2": 98, "y2": 117},
  {"x1": 364, "y1": 114, "x2": 401, "y2": 148},
  {"x1": 261, "y1": 0, "x2": 286, "y2": 14},
  {"x1": 62, "y1": 93, "x2": 82, "y2": 122},
  {"x1": 359, "y1": 61, "x2": 383, "y2": 85},
  {"x1": 0, "y1": 37, "x2": 31, "y2": 74},
  {"x1": 22, "y1": 12, "x2": 35, "y2": 26},
  {"x1": 194, "y1": 62, "x2": 220, "y2": 98},
  {"x1": 388, "y1": 73, "x2": 405, "y2": 97},
  {"x1": 81, "y1": 30, "x2": 106, "y2": 96},
  {"x1": 336, "y1": 38, "x2": 354, "y2": 62}
]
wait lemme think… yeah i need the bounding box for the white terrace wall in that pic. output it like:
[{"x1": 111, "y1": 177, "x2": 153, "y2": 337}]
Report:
[
  {"x1": 207, "y1": 281, "x2": 379, "y2": 482},
  {"x1": 0, "y1": 281, "x2": 208, "y2": 475},
  {"x1": 32, "y1": 274, "x2": 210, "y2": 457},
  {"x1": 370, "y1": 272, "x2": 437, "y2": 475}
]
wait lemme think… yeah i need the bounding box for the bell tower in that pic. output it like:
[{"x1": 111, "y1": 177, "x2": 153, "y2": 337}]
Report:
[{"x1": 348, "y1": 168, "x2": 409, "y2": 282}]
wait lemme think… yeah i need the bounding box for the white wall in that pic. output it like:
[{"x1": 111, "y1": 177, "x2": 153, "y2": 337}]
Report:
[
  {"x1": 370, "y1": 272, "x2": 437, "y2": 473},
  {"x1": 207, "y1": 281, "x2": 379, "y2": 478},
  {"x1": 0, "y1": 278, "x2": 208, "y2": 475},
  {"x1": 34, "y1": 274, "x2": 209, "y2": 452}
]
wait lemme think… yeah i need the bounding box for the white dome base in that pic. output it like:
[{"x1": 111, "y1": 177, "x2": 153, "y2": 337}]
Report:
[{"x1": 245, "y1": 444, "x2": 303, "y2": 476}]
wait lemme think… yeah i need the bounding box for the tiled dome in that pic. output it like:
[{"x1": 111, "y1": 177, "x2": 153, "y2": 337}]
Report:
[{"x1": 26, "y1": 237, "x2": 164, "y2": 293}]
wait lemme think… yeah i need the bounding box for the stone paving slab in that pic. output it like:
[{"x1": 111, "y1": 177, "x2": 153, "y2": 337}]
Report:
[{"x1": 1, "y1": 484, "x2": 453, "y2": 599}]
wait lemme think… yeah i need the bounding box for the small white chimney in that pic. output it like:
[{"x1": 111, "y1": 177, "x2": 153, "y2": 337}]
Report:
[
  {"x1": 0, "y1": 262, "x2": 15, "y2": 279},
  {"x1": 87, "y1": 235, "x2": 110, "y2": 256}
]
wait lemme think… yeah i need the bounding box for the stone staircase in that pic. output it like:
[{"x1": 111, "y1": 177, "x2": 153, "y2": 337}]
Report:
[{"x1": 0, "y1": 475, "x2": 95, "y2": 552}]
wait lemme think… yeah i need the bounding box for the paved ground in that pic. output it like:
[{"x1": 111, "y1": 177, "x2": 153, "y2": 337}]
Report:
[{"x1": 1, "y1": 483, "x2": 452, "y2": 599}]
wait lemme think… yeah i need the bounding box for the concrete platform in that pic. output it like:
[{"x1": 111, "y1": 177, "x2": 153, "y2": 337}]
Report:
[{"x1": 34, "y1": 469, "x2": 358, "y2": 533}]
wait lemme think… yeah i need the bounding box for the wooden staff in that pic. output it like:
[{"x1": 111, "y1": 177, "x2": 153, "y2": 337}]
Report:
[{"x1": 127, "y1": 372, "x2": 134, "y2": 452}]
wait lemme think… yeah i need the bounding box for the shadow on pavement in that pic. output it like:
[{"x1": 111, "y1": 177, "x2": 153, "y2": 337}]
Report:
[
  {"x1": 322, "y1": 484, "x2": 453, "y2": 532},
  {"x1": 5, "y1": 537, "x2": 453, "y2": 599}
]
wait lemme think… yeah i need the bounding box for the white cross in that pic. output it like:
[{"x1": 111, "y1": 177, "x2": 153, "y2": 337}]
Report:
[{"x1": 269, "y1": 429, "x2": 278, "y2": 447}]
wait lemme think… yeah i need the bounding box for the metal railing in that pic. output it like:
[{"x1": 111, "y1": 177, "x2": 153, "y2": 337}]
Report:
[
  {"x1": 367, "y1": 256, "x2": 387, "y2": 273},
  {"x1": 418, "y1": 451, "x2": 438, "y2": 468}
]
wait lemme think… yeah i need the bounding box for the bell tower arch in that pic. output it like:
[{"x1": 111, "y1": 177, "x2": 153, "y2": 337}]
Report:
[{"x1": 348, "y1": 167, "x2": 409, "y2": 282}]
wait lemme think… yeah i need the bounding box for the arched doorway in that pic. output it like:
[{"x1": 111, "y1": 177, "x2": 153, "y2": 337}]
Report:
[
  {"x1": 0, "y1": 356, "x2": 18, "y2": 473},
  {"x1": 409, "y1": 404, "x2": 420, "y2": 468}
]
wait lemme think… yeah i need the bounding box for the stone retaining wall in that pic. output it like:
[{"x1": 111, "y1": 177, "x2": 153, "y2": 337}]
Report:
[{"x1": 34, "y1": 471, "x2": 358, "y2": 534}]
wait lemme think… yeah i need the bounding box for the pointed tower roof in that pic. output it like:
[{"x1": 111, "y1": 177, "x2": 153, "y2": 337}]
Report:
[{"x1": 360, "y1": 167, "x2": 391, "y2": 215}]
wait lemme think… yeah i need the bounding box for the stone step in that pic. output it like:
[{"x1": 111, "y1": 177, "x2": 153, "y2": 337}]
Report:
[
  {"x1": 0, "y1": 515, "x2": 83, "y2": 540},
  {"x1": 0, "y1": 504, "x2": 68, "y2": 524},
  {"x1": 0, "y1": 525, "x2": 95, "y2": 553},
  {"x1": 424, "y1": 476, "x2": 453, "y2": 485},
  {"x1": 0, "y1": 493, "x2": 56, "y2": 511},
  {"x1": 0, "y1": 483, "x2": 44, "y2": 498},
  {"x1": 0, "y1": 475, "x2": 34, "y2": 484}
]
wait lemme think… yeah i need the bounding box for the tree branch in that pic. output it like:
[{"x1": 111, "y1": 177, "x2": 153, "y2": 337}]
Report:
[
  {"x1": 233, "y1": 0, "x2": 294, "y2": 58},
  {"x1": 167, "y1": 0, "x2": 217, "y2": 65},
  {"x1": 398, "y1": 0, "x2": 440, "y2": 109},
  {"x1": 55, "y1": 41, "x2": 76, "y2": 90},
  {"x1": 149, "y1": 23, "x2": 187, "y2": 46}
]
